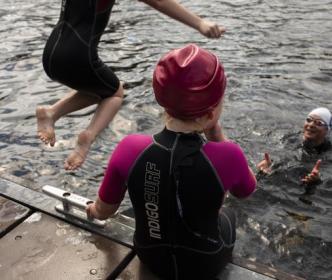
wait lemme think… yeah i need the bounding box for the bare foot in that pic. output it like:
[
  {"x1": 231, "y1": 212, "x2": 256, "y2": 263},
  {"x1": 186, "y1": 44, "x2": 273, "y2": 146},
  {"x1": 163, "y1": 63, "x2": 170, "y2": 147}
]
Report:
[
  {"x1": 64, "y1": 130, "x2": 95, "y2": 170},
  {"x1": 36, "y1": 106, "x2": 56, "y2": 146}
]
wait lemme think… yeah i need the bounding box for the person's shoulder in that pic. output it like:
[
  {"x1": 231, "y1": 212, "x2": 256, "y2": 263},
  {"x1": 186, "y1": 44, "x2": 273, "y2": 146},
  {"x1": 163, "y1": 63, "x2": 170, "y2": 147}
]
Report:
[
  {"x1": 204, "y1": 140, "x2": 244, "y2": 152},
  {"x1": 120, "y1": 134, "x2": 152, "y2": 143},
  {"x1": 118, "y1": 134, "x2": 153, "y2": 149},
  {"x1": 110, "y1": 134, "x2": 153, "y2": 164},
  {"x1": 203, "y1": 140, "x2": 247, "y2": 162},
  {"x1": 322, "y1": 139, "x2": 331, "y2": 152}
]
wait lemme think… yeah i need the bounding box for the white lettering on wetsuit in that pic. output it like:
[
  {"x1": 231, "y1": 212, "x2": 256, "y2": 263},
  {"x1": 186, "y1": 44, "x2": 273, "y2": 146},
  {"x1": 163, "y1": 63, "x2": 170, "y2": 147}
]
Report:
[{"x1": 144, "y1": 162, "x2": 161, "y2": 239}]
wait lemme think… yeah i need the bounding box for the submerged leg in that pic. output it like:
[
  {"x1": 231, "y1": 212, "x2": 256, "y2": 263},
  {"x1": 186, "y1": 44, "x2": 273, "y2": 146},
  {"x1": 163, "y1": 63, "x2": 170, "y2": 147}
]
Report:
[{"x1": 64, "y1": 83, "x2": 124, "y2": 170}]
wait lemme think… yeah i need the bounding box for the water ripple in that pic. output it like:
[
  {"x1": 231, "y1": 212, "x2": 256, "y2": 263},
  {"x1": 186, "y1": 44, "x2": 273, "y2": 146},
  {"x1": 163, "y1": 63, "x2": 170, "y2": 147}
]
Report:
[{"x1": 0, "y1": 0, "x2": 331, "y2": 279}]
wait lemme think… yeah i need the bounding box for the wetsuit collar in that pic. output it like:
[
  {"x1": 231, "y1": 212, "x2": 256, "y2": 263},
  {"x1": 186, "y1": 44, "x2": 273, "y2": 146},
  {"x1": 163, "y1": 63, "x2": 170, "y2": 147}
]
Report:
[
  {"x1": 153, "y1": 127, "x2": 204, "y2": 150},
  {"x1": 302, "y1": 138, "x2": 331, "y2": 154}
]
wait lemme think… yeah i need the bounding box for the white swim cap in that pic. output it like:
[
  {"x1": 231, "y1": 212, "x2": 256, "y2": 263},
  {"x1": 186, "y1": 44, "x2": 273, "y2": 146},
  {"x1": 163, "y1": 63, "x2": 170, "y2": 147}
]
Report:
[{"x1": 308, "y1": 107, "x2": 332, "y2": 130}]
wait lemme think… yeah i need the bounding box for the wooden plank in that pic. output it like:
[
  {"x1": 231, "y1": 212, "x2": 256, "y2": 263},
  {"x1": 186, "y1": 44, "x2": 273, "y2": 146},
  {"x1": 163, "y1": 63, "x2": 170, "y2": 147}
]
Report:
[
  {"x1": 0, "y1": 176, "x2": 135, "y2": 247},
  {"x1": 0, "y1": 175, "x2": 306, "y2": 280},
  {"x1": 232, "y1": 257, "x2": 306, "y2": 280},
  {"x1": 117, "y1": 256, "x2": 276, "y2": 280},
  {"x1": 117, "y1": 256, "x2": 162, "y2": 280},
  {"x1": 218, "y1": 263, "x2": 276, "y2": 280},
  {"x1": 0, "y1": 196, "x2": 31, "y2": 237},
  {"x1": 0, "y1": 212, "x2": 134, "y2": 280}
]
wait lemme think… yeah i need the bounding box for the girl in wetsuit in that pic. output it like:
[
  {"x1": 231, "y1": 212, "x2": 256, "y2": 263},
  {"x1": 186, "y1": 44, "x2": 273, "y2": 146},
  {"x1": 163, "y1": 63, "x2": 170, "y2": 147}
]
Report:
[
  {"x1": 36, "y1": 0, "x2": 226, "y2": 170},
  {"x1": 87, "y1": 44, "x2": 257, "y2": 279}
]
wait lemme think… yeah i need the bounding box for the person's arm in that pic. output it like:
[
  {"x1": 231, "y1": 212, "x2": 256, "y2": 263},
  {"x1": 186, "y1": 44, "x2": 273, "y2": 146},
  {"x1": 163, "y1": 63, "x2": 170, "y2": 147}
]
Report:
[
  {"x1": 204, "y1": 142, "x2": 257, "y2": 198},
  {"x1": 204, "y1": 123, "x2": 227, "y2": 142},
  {"x1": 139, "y1": 0, "x2": 225, "y2": 38},
  {"x1": 85, "y1": 135, "x2": 152, "y2": 220},
  {"x1": 86, "y1": 198, "x2": 119, "y2": 220},
  {"x1": 249, "y1": 166, "x2": 257, "y2": 186},
  {"x1": 229, "y1": 145, "x2": 257, "y2": 198},
  {"x1": 230, "y1": 165, "x2": 257, "y2": 198}
]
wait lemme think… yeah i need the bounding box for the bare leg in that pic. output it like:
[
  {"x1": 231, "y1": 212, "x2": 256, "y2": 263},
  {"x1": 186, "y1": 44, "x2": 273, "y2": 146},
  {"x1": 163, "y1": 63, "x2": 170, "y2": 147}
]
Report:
[
  {"x1": 36, "y1": 90, "x2": 99, "y2": 146},
  {"x1": 64, "y1": 84, "x2": 124, "y2": 170}
]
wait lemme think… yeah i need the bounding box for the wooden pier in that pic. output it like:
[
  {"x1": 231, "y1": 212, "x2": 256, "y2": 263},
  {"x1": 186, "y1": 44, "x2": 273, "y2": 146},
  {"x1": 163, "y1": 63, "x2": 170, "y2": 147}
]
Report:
[{"x1": 0, "y1": 175, "x2": 305, "y2": 280}]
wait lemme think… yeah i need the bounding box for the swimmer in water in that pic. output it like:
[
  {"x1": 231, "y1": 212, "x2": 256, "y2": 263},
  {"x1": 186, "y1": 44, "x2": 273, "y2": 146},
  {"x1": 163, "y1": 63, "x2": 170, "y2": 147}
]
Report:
[
  {"x1": 36, "y1": 0, "x2": 226, "y2": 170},
  {"x1": 86, "y1": 44, "x2": 257, "y2": 279},
  {"x1": 257, "y1": 107, "x2": 331, "y2": 186}
]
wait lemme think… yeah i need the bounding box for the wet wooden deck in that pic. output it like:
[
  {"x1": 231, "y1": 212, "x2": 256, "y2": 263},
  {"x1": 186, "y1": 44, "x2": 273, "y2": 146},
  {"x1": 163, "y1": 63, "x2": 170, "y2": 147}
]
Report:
[{"x1": 0, "y1": 175, "x2": 306, "y2": 280}]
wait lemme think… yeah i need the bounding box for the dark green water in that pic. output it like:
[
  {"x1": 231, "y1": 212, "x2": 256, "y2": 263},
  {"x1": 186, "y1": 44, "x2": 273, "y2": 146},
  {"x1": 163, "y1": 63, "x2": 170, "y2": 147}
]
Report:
[{"x1": 0, "y1": 1, "x2": 331, "y2": 279}]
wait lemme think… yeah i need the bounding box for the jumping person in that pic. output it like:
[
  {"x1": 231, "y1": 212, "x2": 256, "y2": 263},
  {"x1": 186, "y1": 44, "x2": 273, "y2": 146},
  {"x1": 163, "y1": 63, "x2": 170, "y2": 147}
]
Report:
[
  {"x1": 36, "y1": 0, "x2": 226, "y2": 170},
  {"x1": 86, "y1": 44, "x2": 257, "y2": 279}
]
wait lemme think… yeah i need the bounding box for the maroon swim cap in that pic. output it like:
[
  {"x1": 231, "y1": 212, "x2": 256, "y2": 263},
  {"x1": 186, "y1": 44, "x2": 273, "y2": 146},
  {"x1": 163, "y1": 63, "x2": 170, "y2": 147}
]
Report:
[{"x1": 153, "y1": 44, "x2": 226, "y2": 119}]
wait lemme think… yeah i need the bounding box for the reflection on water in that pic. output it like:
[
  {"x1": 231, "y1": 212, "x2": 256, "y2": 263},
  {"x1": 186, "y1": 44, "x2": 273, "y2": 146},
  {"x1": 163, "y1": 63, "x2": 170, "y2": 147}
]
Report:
[{"x1": 0, "y1": 0, "x2": 331, "y2": 279}]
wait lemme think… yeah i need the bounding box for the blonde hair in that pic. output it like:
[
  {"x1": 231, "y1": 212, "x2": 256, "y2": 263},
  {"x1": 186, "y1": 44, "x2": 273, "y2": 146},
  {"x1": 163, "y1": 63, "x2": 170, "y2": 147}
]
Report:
[
  {"x1": 163, "y1": 98, "x2": 224, "y2": 133},
  {"x1": 164, "y1": 112, "x2": 210, "y2": 133}
]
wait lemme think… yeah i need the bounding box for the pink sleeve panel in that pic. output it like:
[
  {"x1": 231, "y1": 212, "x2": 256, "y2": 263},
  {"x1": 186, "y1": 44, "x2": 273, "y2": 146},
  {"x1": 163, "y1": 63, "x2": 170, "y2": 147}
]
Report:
[
  {"x1": 98, "y1": 134, "x2": 153, "y2": 204},
  {"x1": 202, "y1": 141, "x2": 256, "y2": 198}
]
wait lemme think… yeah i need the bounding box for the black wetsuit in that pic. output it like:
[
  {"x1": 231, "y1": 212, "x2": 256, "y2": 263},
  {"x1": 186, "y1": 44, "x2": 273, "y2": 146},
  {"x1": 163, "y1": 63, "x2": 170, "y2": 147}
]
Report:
[
  {"x1": 302, "y1": 139, "x2": 331, "y2": 155},
  {"x1": 43, "y1": 0, "x2": 119, "y2": 98},
  {"x1": 127, "y1": 129, "x2": 236, "y2": 280}
]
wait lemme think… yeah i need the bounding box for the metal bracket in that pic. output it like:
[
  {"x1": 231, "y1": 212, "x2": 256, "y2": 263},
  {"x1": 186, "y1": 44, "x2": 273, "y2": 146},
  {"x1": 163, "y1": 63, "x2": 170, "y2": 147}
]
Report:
[{"x1": 42, "y1": 185, "x2": 106, "y2": 227}]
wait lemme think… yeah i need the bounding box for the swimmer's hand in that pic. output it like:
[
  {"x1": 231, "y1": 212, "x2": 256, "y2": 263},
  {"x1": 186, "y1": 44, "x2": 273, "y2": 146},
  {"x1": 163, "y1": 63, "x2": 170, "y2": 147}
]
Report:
[
  {"x1": 198, "y1": 20, "x2": 226, "y2": 38},
  {"x1": 256, "y1": 152, "x2": 272, "y2": 174},
  {"x1": 301, "y1": 159, "x2": 321, "y2": 185}
]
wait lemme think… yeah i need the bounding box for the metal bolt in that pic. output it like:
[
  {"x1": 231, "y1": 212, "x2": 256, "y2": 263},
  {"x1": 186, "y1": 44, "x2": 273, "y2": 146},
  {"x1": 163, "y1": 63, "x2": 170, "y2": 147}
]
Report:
[
  {"x1": 15, "y1": 235, "x2": 22, "y2": 240},
  {"x1": 90, "y1": 269, "x2": 97, "y2": 275}
]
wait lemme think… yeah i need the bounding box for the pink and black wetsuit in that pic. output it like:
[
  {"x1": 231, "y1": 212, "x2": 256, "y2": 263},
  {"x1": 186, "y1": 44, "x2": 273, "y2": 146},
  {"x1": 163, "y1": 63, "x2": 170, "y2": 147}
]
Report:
[{"x1": 99, "y1": 128, "x2": 256, "y2": 279}]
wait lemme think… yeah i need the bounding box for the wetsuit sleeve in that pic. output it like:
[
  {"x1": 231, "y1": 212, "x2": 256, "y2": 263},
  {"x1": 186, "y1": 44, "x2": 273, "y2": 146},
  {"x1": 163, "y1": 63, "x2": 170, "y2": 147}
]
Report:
[
  {"x1": 203, "y1": 141, "x2": 256, "y2": 198},
  {"x1": 98, "y1": 134, "x2": 153, "y2": 204}
]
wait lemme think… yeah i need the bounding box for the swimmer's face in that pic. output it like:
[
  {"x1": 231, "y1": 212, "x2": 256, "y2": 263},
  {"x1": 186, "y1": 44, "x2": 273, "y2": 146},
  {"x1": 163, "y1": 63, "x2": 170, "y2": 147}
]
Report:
[{"x1": 303, "y1": 114, "x2": 328, "y2": 145}]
